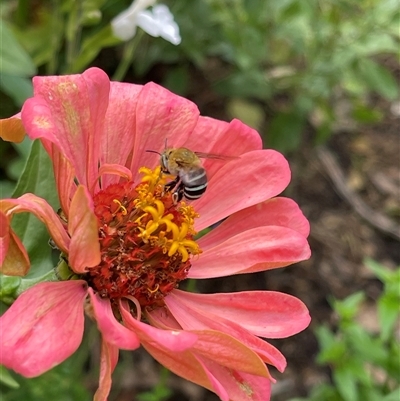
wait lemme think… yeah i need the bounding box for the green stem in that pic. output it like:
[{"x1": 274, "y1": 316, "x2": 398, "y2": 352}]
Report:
[
  {"x1": 14, "y1": 0, "x2": 29, "y2": 27},
  {"x1": 14, "y1": 257, "x2": 76, "y2": 297},
  {"x1": 47, "y1": 0, "x2": 63, "y2": 75},
  {"x1": 65, "y1": 0, "x2": 83, "y2": 73},
  {"x1": 112, "y1": 30, "x2": 144, "y2": 82},
  {"x1": 15, "y1": 269, "x2": 59, "y2": 297}
]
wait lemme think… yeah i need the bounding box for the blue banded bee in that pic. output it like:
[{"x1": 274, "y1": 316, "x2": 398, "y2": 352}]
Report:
[{"x1": 147, "y1": 147, "x2": 237, "y2": 203}]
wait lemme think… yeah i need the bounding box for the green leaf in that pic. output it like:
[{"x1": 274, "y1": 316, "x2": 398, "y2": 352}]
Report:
[
  {"x1": 357, "y1": 58, "x2": 399, "y2": 100},
  {"x1": 0, "y1": 275, "x2": 21, "y2": 296},
  {"x1": 163, "y1": 66, "x2": 189, "y2": 96},
  {"x1": 364, "y1": 258, "x2": 392, "y2": 282},
  {"x1": 214, "y1": 70, "x2": 272, "y2": 100},
  {"x1": 315, "y1": 325, "x2": 347, "y2": 364},
  {"x1": 227, "y1": 98, "x2": 264, "y2": 130},
  {"x1": 378, "y1": 293, "x2": 400, "y2": 342},
  {"x1": 0, "y1": 365, "x2": 20, "y2": 389},
  {"x1": 11, "y1": 141, "x2": 60, "y2": 278},
  {"x1": 352, "y1": 103, "x2": 383, "y2": 124},
  {"x1": 383, "y1": 388, "x2": 400, "y2": 401},
  {"x1": 266, "y1": 111, "x2": 305, "y2": 153},
  {"x1": 334, "y1": 366, "x2": 358, "y2": 401},
  {"x1": 0, "y1": 21, "x2": 36, "y2": 77},
  {"x1": 70, "y1": 25, "x2": 120, "y2": 73},
  {"x1": 0, "y1": 74, "x2": 33, "y2": 107},
  {"x1": 332, "y1": 291, "x2": 365, "y2": 321}
]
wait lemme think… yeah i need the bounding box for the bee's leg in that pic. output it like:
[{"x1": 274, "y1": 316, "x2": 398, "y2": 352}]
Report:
[
  {"x1": 164, "y1": 177, "x2": 180, "y2": 193},
  {"x1": 172, "y1": 184, "x2": 185, "y2": 204}
]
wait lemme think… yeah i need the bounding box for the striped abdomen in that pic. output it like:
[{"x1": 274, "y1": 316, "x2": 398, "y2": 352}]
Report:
[{"x1": 180, "y1": 167, "x2": 208, "y2": 200}]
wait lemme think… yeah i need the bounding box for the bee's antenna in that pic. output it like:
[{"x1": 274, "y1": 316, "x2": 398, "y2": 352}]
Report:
[{"x1": 145, "y1": 150, "x2": 162, "y2": 155}]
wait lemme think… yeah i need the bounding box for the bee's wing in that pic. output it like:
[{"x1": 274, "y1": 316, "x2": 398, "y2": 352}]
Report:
[{"x1": 194, "y1": 152, "x2": 239, "y2": 161}]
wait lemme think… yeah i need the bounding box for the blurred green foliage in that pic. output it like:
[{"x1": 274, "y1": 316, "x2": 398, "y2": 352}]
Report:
[
  {"x1": 0, "y1": 0, "x2": 399, "y2": 399},
  {"x1": 1, "y1": 0, "x2": 399, "y2": 152},
  {"x1": 0, "y1": 338, "x2": 92, "y2": 401},
  {"x1": 289, "y1": 259, "x2": 400, "y2": 401}
]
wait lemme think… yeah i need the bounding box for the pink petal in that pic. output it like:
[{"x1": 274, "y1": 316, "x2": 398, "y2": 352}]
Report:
[
  {"x1": 0, "y1": 113, "x2": 25, "y2": 143},
  {"x1": 97, "y1": 164, "x2": 133, "y2": 189},
  {"x1": 145, "y1": 310, "x2": 265, "y2": 401},
  {"x1": 169, "y1": 290, "x2": 311, "y2": 339},
  {"x1": 0, "y1": 211, "x2": 10, "y2": 265},
  {"x1": 198, "y1": 357, "x2": 272, "y2": 401},
  {"x1": 141, "y1": 341, "x2": 228, "y2": 399},
  {"x1": 198, "y1": 197, "x2": 310, "y2": 251},
  {"x1": 93, "y1": 339, "x2": 119, "y2": 401},
  {"x1": 68, "y1": 185, "x2": 101, "y2": 273},
  {"x1": 21, "y1": 68, "x2": 110, "y2": 189},
  {"x1": 190, "y1": 226, "x2": 311, "y2": 278},
  {"x1": 193, "y1": 150, "x2": 291, "y2": 230},
  {"x1": 0, "y1": 281, "x2": 87, "y2": 377},
  {"x1": 195, "y1": 358, "x2": 230, "y2": 401},
  {"x1": 145, "y1": 305, "x2": 183, "y2": 330},
  {"x1": 1, "y1": 194, "x2": 70, "y2": 253},
  {"x1": 190, "y1": 330, "x2": 270, "y2": 378},
  {"x1": 0, "y1": 211, "x2": 30, "y2": 276},
  {"x1": 101, "y1": 81, "x2": 142, "y2": 188},
  {"x1": 49, "y1": 150, "x2": 76, "y2": 216},
  {"x1": 160, "y1": 296, "x2": 286, "y2": 371},
  {"x1": 88, "y1": 289, "x2": 140, "y2": 350},
  {"x1": 130, "y1": 82, "x2": 200, "y2": 181},
  {"x1": 183, "y1": 117, "x2": 262, "y2": 179},
  {"x1": 119, "y1": 299, "x2": 198, "y2": 352},
  {"x1": 81, "y1": 68, "x2": 111, "y2": 191}
]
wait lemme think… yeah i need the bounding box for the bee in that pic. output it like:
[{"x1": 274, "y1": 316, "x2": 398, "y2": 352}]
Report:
[{"x1": 147, "y1": 146, "x2": 237, "y2": 203}]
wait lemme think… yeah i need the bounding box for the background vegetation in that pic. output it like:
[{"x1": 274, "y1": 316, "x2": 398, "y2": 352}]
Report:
[{"x1": 1, "y1": 0, "x2": 399, "y2": 400}]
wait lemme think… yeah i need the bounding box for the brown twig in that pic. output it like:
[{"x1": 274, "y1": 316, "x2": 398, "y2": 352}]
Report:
[{"x1": 317, "y1": 146, "x2": 400, "y2": 241}]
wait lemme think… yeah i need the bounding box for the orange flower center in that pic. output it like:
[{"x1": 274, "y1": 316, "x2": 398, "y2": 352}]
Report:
[{"x1": 86, "y1": 167, "x2": 201, "y2": 308}]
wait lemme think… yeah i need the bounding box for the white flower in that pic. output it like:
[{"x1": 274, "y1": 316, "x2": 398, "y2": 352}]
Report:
[{"x1": 111, "y1": 0, "x2": 181, "y2": 45}]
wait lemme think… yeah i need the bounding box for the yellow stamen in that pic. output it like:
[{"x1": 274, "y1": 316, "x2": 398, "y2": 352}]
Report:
[
  {"x1": 112, "y1": 199, "x2": 127, "y2": 215},
  {"x1": 166, "y1": 222, "x2": 201, "y2": 262},
  {"x1": 134, "y1": 167, "x2": 202, "y2": 262}
]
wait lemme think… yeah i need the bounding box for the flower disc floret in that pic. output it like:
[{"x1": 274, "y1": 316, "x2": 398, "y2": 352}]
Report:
[{"x1": 86, "y1": 167, "x2": 201, "y2": 308}]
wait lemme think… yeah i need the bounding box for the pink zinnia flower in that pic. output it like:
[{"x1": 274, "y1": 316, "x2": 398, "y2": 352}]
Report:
[{"x1": 0, "y1": 67, "x2": 311, "y2": 401}]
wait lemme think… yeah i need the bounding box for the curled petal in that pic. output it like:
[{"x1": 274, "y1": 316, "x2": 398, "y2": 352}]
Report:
[
  {"x1": 97, "y1": 164, "x2": 132, "y2": 189},
  {"x1": 199, "y1": 197, "x2": 310, "y2": 251},
  {"x1": 94, "y1": 339, "x2": 119, "y2": 401},
  {"x1": 142, "y1": 342, "x2": 227, "y2": 399},
  {"x1": 0, "y1": 113, "x2": 25, "y2": 143},
  {"x1": 146, "y1": 306, "x2": 182, "y2": 330},
  {"x1": 168, "y1": 290, "x2": 311, "y2": 339},
  {"x1": 198, "y1": 357, "x2": 272, "y2": 401},
  {"x1": 50, "y1": 151, "x2": 76, "y2": 215},
  {"x1": 119, "y1": 299, "x2": 198, "y2": 352},
  {"x1": 194, "y1": 150, "x2": 291, "y2": 231},
  {"x1": 1, "y1": 194, "x2": 70, "y2": 253},
  {"x1": 101, "y1": 81, "x2": 142, "y2": 188},
  {"x1": 68, "y1": 185, "x2": 101, "y2": 273},
  {"x1": 190, "y1": 226, "x2": 311, "y2": 278},
  {"x1": 160, "y1": 296, "x2": 286, "y2": 371},
  {"x1": 0, "y1": 281, "x2": 87, "y2": 377},
  {"x1": 0, "y1": 211, "x2": 30, "y2": 276},
  {"x1": 88, "y1": 289, "x2": 140, "y2": 350},
  {"x1": 21, "y1": 67, "x2": 110, "y2": 189},
  {"x1": 190, "y1": 330, "x2": 270, "y2": 378}
]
